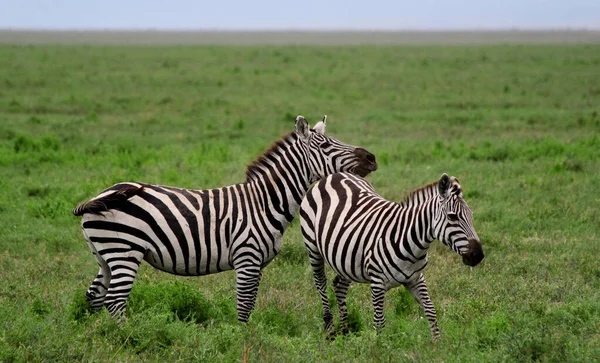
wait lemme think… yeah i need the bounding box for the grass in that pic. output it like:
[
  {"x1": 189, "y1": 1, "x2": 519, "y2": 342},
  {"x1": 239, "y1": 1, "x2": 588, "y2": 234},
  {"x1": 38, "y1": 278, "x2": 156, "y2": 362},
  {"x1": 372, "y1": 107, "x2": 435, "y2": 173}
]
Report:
[{"x1": 0, "y1": 43, "x2": 599, "y2": 362}]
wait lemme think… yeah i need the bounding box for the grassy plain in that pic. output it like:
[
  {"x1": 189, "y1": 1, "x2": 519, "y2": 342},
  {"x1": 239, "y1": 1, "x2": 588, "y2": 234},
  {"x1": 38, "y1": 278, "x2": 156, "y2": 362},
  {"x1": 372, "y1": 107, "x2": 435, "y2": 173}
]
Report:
[{"x1": 0, "y1": 41, "x2": 599, "y2": 362}]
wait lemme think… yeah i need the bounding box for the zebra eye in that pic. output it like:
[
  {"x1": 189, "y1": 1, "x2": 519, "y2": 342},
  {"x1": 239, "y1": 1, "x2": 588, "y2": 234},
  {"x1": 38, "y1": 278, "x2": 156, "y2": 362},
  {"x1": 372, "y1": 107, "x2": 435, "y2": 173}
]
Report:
[
  {"x1": 320, "y1": 141, "x2": 331, "y2": 148},
  {"x1": 448, "y1": 212, "x2": 459, "y2": 221}
]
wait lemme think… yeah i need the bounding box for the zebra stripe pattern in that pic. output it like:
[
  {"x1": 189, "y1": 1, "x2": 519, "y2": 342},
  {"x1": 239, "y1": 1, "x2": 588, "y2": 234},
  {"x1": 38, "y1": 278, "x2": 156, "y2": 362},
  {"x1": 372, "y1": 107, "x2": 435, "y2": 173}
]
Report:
[
  {"x1": 74, "y1": 115, "x2": 377, "y2": 321},
  {"x1": 300, "y1": 172, "x2": 483, "y2": 340}
]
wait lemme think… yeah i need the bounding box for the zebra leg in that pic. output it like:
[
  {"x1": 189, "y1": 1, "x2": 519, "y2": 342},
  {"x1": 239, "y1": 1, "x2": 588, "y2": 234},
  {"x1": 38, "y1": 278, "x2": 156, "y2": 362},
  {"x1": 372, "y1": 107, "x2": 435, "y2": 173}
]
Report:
[
  {"x1": 235, "y1": 266, "x2": 262, "y2": 323},
  {"x1": 302, "y1": 222, "x2": 335, "y2": 338},
  {"x1": 85, "y1": 239, "x2": 111, "y2": 312},
  {"x1": 333, "y1": 275, "x2": 352, "y2": 335},
  {"x1": 405, "y1": 273, "x2": 440, "y2": 341},
  {"x1": 86, "y1": 268, "x2": 110, "y2": 311},
  {"x1": 102, "y1": 252, "x2": 144, "y2": 320},
  {"x1": 370, "y1": 282, "x2": 387, "y2": 333},
  {"x1": 310, "y1": 258, "x2": 334, "y2": 337}
]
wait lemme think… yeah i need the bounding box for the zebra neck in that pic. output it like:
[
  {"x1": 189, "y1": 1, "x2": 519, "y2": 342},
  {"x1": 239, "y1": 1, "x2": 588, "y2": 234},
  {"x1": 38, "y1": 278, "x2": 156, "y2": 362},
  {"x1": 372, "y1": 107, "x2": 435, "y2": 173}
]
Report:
[
  {"x1": 397, "y1": 197, "x2": 438, "y2": 258},
  {"x1": 244, "y1": 136, "x2": 312, "y2": 232}
]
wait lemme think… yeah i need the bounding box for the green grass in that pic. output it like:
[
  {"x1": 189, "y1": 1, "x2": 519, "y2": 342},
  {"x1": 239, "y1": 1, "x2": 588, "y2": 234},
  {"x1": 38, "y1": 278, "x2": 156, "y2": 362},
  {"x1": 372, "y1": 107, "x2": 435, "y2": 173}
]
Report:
[{"x1": 1, "y1": 43, "x2": 599, "y2": 362}]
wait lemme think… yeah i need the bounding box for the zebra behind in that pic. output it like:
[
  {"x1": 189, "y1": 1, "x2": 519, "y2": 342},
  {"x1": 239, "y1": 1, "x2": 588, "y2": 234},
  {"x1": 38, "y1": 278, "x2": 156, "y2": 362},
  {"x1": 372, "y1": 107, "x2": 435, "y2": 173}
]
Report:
[
  {"x1": 300, "y1": 172, "x2": 483, "y2": 340},
  {"x1": 73, "y1": 115, "x2": 377, "y2": 321}
]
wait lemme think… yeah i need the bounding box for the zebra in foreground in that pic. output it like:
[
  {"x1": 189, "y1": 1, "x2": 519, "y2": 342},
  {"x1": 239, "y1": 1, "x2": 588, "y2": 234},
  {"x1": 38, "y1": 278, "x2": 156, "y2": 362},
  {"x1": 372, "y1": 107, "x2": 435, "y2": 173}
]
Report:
[
  {"x1": 73, "y1": 115, "x2": 377, "y2": 322},
  {"x1": 300, "y1": 172, "x2": 484, "y2": 340}
]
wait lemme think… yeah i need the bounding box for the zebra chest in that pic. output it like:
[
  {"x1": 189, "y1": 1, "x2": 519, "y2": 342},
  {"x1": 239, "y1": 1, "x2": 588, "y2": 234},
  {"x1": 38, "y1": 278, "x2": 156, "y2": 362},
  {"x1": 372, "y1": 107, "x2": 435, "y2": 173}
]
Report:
[
  {"x1": 369, "y1": 258, "x2": 429, "y2": 288},
  {"x1": 265, "y1": 231, "x2": 284, "y2": 262},
  {"x1": 273, "y1": 235, "x2": 283, "y2": 255},
  {"x1": 366, "y1": 238, "x2": 429, "y2": 286},
  {"x1": 397, "y1": 258, "x2": 428, "y2": 279},
  {"x1": 261, "y1": 236, "x2": 283, "y2": 268}
]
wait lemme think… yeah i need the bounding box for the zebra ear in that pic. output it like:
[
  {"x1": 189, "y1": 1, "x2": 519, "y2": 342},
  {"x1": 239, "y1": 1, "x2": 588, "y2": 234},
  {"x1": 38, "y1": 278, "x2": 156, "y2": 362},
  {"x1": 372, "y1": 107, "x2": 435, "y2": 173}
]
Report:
[
  {"x1": 313, "y1": 115, "x2": 327, "y2": 134},
  {"x1": 438, "y1": 173, "x2": 451, "y2": 198},
  {"x1": 295, "y1": 115, "x2": 310, "y2": 139}
]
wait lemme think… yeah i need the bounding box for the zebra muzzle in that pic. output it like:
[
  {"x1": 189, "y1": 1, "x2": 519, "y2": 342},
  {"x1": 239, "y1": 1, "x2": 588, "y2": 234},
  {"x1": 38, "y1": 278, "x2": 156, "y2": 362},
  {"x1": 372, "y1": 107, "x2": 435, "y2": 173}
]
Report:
[
  {"x1": 353, "y1": 148, "x2": 378, "y2": 177},
  {"x1": 462, "y1": 239, "x2": 484, "y2": 267}
]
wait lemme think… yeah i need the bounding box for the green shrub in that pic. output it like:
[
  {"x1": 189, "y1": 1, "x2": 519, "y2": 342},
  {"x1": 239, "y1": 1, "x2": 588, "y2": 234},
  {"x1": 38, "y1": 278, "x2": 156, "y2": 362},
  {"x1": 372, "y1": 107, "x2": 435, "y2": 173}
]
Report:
[
  {"x1": 277, "y1": 241, "x2": 308, "y2": 265},
  {"x1": 129, "y1": 281, "x2": 234, "y2": 324},
  {"x1": 27, "y1": 197, "x2": 69, "y2": 220},
  {"x1": 253, "y1": 306, "x2": 302, "y2": 337},
  {"x1": 30, "y1": 297, "x2": 52, "y2": 317},
  {"x1": 346, "y1": 307, "x2": 364, "y2": 334},
  {"x1": 69, "y1": 291, "x2": 93, "y2": 322},
  {"x1": 14, "y1": 134, "x2": 62, "y2": 153},
  {"x1": 393, "y1": 288, "x2": 416, "y2": 318}
]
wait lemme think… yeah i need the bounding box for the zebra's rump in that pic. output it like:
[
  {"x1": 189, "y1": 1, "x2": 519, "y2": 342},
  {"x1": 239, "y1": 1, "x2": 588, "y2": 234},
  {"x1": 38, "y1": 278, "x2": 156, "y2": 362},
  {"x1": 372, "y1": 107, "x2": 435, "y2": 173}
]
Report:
[
  {"x1": 303, "y1": 172, "x2": 429, "y2": 284},
  {"x1": 301, "y1": 173, "x2": 380, "y2": 281},
  {"x1": 77, "y1": 182, "x2": 240, "y2": 276},
  {"x1": 73, "y1": 183, "x2": 145, "y2": 216}
]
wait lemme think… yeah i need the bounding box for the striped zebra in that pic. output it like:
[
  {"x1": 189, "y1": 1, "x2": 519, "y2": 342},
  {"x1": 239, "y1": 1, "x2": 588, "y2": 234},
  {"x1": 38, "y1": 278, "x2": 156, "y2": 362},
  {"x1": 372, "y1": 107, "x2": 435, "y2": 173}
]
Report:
[
  {"x1": 73, "y1": 115, "x2": 377, "y2": 322},
  {"x1": 300, "y1": 172, "x2": 484, "y2": 340}
]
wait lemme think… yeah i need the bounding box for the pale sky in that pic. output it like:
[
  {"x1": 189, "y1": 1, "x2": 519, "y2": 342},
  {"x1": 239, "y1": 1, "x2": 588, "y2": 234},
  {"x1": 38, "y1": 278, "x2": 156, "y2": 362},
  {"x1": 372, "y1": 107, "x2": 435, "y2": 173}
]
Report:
[{"x1": 1, "y1": 0, "x2": 599, "y2": 30}]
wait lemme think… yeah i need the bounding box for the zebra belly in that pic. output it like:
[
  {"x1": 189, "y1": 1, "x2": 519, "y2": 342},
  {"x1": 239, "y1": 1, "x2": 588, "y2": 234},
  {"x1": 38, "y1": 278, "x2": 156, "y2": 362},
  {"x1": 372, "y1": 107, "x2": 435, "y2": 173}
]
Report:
[
  {"x1": 318, "y1": 234, "x2": 371, "y2": 283},
  {"x1": 82, "y1": 209, "x2": 234, "y2": 276}
]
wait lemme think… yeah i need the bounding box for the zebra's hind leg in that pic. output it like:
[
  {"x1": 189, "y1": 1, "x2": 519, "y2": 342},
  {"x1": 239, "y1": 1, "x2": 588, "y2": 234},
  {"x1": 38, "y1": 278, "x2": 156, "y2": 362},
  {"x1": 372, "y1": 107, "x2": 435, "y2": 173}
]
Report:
[
  {"x1": 405, "y1": 273, "x2": 440, "y2": 341},
  {"x1": 370, "y1": 282, "x2": 387, "y2": 334},
  {"x1": 332, "y1": 275, "x2": 352, "y2": 335},
  {"x1": 102, "y1": 251, "x2": 144, "y2": 320},
  {"x1": 86, "y1": 268, "x2": 111, "y2": 311},
  {"x1": 235, "y1": 265, "x2": 262, "y2": 323},
  {"x1": 85, "y1": 238, "x2": 111, "y2": 312},
  {"x1": 310, "y1": 257, "x2": 334, "y2": 338}
]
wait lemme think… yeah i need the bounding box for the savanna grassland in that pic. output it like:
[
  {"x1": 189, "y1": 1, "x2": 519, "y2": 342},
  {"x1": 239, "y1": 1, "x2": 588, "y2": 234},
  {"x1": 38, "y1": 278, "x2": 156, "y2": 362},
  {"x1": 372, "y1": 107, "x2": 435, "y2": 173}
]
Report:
[{"x1": 0, "y1": 40, "x2": 599, "y2": 362}]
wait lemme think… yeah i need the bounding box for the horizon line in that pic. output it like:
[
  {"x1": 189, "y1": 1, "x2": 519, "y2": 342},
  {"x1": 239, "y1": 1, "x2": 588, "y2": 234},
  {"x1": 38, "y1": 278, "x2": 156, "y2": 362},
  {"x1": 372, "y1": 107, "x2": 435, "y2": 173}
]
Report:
[{"x1": 2, "y1": 27, "x2": 600, "y2": 32}]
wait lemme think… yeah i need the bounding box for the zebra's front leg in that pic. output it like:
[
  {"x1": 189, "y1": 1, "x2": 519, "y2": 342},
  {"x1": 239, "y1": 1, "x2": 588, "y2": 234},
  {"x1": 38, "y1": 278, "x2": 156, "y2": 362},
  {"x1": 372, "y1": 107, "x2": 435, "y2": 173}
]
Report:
[
  {"x1": 333, "y1": 275, "x2": 352, "y2": 335},
  {"x1": 235, "y1": 266, "x2": 262, "y2": 323},
  {"x1": 405, "y1": 273, "x2": 440, "y2": 341},
  {"x1": 370, "y1": 282, "x2": 387, "y2": 334}
]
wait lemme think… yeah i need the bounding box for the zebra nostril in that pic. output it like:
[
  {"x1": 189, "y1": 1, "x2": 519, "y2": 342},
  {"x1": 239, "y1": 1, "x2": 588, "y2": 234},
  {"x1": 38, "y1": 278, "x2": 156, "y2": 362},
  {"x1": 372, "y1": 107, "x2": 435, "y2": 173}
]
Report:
[
  {"x1": 468, "y1": 240, "x2": 483, "y2": 254},
  {"x1": 366, "y1": 153, "x2": 376, "y2": 164},
  {"x1": 462, "y1": 239, "x2": 484, "y2": 266},
  {"x1": 353, "y1": 148, "x2": 378, "y2": 173}
]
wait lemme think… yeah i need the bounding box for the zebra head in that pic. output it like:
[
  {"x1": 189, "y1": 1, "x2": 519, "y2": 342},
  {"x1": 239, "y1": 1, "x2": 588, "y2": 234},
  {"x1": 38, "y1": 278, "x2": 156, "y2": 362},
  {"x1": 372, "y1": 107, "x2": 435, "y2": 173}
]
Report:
[
  {"x1": 434, "y1": 173, "x2": 484, "y2": 267},
  {"x1": 295, "y1": 115, "x2": 377, "y2": 182}
]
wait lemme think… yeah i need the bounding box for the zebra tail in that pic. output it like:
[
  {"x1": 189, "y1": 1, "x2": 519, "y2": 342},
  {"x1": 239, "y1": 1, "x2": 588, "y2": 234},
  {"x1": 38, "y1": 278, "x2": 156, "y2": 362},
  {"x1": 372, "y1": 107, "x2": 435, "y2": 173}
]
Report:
[{"x1": 73, "y1": 184, "x2": 145, "y2": 216}]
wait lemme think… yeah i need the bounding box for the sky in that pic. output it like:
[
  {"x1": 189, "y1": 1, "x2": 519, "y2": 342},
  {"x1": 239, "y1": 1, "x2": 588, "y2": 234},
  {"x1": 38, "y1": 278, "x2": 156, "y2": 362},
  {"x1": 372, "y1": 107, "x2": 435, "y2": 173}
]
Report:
[{"x1": 1, "y1": 0, "x2": 599, "y2": 31}]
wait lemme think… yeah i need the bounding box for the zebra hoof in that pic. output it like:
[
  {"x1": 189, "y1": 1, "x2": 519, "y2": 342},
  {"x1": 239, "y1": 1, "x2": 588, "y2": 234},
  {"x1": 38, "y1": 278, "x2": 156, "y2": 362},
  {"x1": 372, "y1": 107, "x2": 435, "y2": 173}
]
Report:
[{"x1": 325, "y1": 330, "x2": 337, "y2": 341}]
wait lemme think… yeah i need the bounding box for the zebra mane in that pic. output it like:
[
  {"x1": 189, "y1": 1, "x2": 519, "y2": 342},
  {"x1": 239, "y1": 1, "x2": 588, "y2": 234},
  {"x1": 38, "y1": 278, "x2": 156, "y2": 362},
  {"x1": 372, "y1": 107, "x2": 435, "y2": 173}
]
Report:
[
  {"x1": 398, "y1": 180, "x2": 440, "y2": 207},
  {"x1": 399, "y1": 177, "x2": 462, "y2": 207},
  {"x1": 245, "y1": 132, "x2": 298, "y2": 182}
]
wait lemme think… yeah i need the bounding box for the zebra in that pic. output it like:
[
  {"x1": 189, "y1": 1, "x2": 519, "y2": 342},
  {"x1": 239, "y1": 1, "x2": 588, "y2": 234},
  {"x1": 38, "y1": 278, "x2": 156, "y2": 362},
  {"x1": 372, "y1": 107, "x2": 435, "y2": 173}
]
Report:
[
  {"x1": 73, "y1": 115, "x2": 378, "y2": 322},
  {"x1": 299, "y1": 172, "x2": 484, "y2": 340}
]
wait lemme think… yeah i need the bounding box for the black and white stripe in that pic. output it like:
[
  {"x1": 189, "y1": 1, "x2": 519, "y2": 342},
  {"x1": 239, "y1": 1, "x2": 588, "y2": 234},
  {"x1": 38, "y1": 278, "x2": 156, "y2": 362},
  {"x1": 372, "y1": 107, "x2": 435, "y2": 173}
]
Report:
[
  {"x1": 74, "y1": 115, "x2": 377, "y2": 321},
  {"x1": 300, "y1": 172, "x2": 483, "y2": 340}
]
